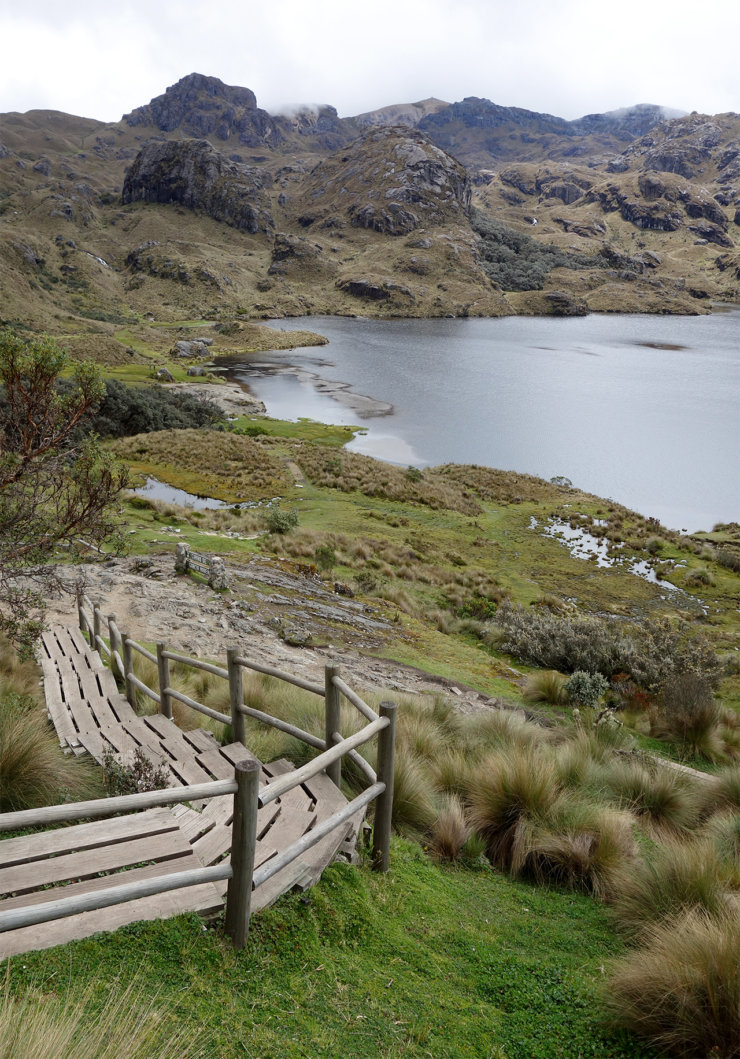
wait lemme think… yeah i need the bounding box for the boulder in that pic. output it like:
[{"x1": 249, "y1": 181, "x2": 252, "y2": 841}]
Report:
[{"x1": 122, "y1": 139, "x2": 274, "y2": 234}]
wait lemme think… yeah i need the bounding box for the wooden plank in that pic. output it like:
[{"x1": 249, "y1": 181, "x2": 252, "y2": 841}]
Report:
[
  {"x1": 0, "y1": 824, "x2": 193, "y2": 895},
  {"x1": 0, "y1": 846, "x2": 199, "y2": 912},
  {"x1": 0, "y1": 807, "x2": 177, "y2": 867},
  {"x1": 252, "y1": 859, "x2": 311, "y2": 912},
  {"x1": 41, "y1": 658, "x2": 77, "y2": 747},
  {"x1": 182, "y1": 728, "x2": 221, "y2": 753},
  {"x1": 0, "y1": 879, "x2": 223, "y2": 958},
  {"x1": 75, "y1": 665, "x2": 120, "y2": 730},
  {"x1": 219, "y1": 743, "x2": 262, "y2": 769}
]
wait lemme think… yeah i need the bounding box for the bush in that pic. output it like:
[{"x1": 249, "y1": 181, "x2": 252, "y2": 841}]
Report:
[
  {"x1": 604, "y1": 908, "x2": 740, "y2": 1058},
  {"x1": 493, "y1": 604, "x2": 723, "y2": 690},
  {"x1": 651, "y1": 673, "x2": 722, "y2": 759},
  {"x1": 264, "y1": 507, "x2": 299, "y2": 534},
  {"x1": 102, "y1": 747, "x2": 170, "y2": 796},
  {"x1": 564, "y1": 670, "x2": 609, "y2": 708},
  {"x1": 61, "y1": 377, "x2": 225, "y2": 439}
]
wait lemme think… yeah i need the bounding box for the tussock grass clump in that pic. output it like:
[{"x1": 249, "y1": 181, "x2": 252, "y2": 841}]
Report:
[
  {"x1": 610, "y1": 838, "x2": 739, "y2": 935},
  {"x1": 714, "y1": 765, "x2": 740, "y2": 810},
  {"x1": 604, "y1": 909, "x2": 740, "y2": 1058},
  {"x1": 469, "y1": 708, "x2": 550, "y2": 754},
  {"x1": 523, "y1": 669, "x2": 568, "y2": 706},
  {"x1": 596, "y1": 758, "x2": 705, "y2": 834},
  {"x1": 429, "y1": 794, "x2": 471, "y2": 862},
  {"x1": 390, "y1": 748, "x2": 438, "y2": 838},
  {"x1": 702, "y1": 811, "x2": 740, "y2": 865},
  {"x1": 515, "y1": 797, "x2": 635, "y2": 899},
  {"x1": 467, "y1": 745, "x2": 562, "y2": 868},
  {"x1": 0, "y1": 694, "x2": 99, "y2": 811},
  {"x1": 0, "y1": 978, "x2": 211, "y2": 1059}
]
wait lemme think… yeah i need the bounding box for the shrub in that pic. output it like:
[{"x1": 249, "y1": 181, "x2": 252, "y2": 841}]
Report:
[
  {"x1": 314, "y1": 544, "x2": 336, "y2": 573},
  {"x1": 493, "y1": 604, "x2": 723, "y2": 690},
  {"x1": 564, "y1": 670, "x2": 609, "y2": 708},
  {"x1": 102, "y1": 747, "x2": 170, "y2": 796},
  {"x1": 651, "y1": 673, "x2": 722, "y2": 759},
  {"x1": 604, "y1": 908, "x2": 740, "y2": 1058},
  {"x1": 66, "y1": 377, "x2": 225, "y2": 438},
  {"x1": 264, "y1": 507, "x2": 299, "y2": 534},
  {"x1": 715, "y1": 546, "x2": 740, "y2": 573}
]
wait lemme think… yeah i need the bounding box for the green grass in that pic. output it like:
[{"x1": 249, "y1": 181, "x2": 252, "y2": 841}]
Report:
[{"x1": 4, "y1": 840, "x2": 652, "y2": 1058}]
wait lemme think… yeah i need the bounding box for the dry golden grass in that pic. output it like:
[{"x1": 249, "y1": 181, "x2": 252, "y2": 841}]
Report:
[
  {"x1": 604, "y1": 908, "x2": 740, "y2": 1058},
  {"x1": 114, "y1": 429, "x2": 291, "y2": 500},
  {"x1": 294, "y1": 447, "x2": 483, "y2": 515},
  {"x1": 0, "y1": 977, "x2": 211, "y2": 1059}
]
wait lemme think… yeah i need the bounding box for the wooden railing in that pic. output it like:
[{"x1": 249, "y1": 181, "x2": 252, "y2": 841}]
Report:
[{"x1": 25, "y1": 590, "x2": 398, "y2": 947}]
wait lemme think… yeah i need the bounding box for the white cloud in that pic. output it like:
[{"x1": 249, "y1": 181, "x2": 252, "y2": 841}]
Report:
[{"x1": 1, "y1": 0, "x2": 738, "y2": 123}]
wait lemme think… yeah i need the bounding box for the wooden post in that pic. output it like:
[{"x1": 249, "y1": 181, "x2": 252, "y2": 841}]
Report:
[
  {"x1": 372, "y1": 701, "x2": 397, "y2": 873},
  {"x1": 108, "y1": 615, "x2": 122, "y2": 680},
  {"x1": 227, "y1": 648, "x2": 246, "y2": 746},
  {"x1": 324, "y1": 662, "x2": 342, "y2": 787},
  {"x1": 76, "y1": 590, "x2": 88, "y2": 642},
  {"x1": 224, "y1": 759, "x2": 260, "y2": 950},
  {"x1": 93, "y1": 606, "x2": 102, "y2": 656},
  {"x1": 157, "y1": 642, "x2": 172, "y2": 720},
  {"x1": 121, "y1": 630, "x2": 136, "y2": 709}
]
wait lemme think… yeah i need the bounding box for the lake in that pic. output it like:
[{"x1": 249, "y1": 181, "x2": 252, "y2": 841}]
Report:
[{"x1": 222, "y1": 313, "x2": 740, "y2": 533}]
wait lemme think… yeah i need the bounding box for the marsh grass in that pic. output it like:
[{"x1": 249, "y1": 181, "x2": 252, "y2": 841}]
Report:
[
  {"x1": 610, "y1": 838, "x2": 739, "y2": 935},
  {"x1": 595, "y1": 758, "x2": 706, "y2": 834},
  {"x1": 604, "y1": 908, "x2": 740, "y2": 1058},
  {"x1": 0, "y1": 977, "x2": 210, "y2": 1059},
  {"x1": 0, "y1": 694, "x2": 100, "y2": 811}
]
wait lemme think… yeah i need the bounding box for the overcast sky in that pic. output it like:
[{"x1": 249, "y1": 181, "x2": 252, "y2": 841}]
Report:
[{"x1": 2, "y1": 0, "x2": 739, "y2": 124}]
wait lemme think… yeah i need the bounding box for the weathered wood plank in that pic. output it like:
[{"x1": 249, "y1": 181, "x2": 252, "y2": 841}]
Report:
[
  {"x1": 0, "y1": 880, "x2": 224, "y2": 958},
  {"x1": 0, "y1": 807, "x2": 176, "y2": 868},
  {"x1": 182, "y1": 728, "x2": 221, "y2": 753},
  {"x1": 0, "y1": 824, "x2": 193, "y2": 895}
]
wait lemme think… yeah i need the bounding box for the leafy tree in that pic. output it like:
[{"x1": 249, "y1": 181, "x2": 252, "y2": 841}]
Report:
[{"x1": 0, "y1": 330, "x2": 128, "y2": 654}]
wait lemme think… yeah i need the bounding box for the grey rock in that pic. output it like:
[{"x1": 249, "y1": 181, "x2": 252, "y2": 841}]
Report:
[{"x1": 122, "y1": 138, "x2": 274, "y2": 234}]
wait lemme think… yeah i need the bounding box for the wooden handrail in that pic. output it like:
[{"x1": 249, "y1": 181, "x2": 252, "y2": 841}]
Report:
[
  {"x1": 259, "y1": 718, "x2": 388, "y2": 807},
  {"x1": 0, "y1": 864, "x2": 233, "y2": 935},
  {"x1": 233, "y1": 654, "x2": 325, "y2": 697},
  {"x1": 0, "y1": 778, "x2": 237, "y2": 832},
  {"x1": 332, "y1": 676, "x2": 378, "y2": 722}
]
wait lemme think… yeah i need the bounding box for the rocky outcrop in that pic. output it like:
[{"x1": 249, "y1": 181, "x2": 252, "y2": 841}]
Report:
[
  {"x1": 295, "y1": 127, "x2": 471, "y2": 236},
  {"x1": 122, "y1": 139, "x2": 274, "y2": 233},
  {"x1": 123, "y1": 73, "x2": 282, "y2": 148}
]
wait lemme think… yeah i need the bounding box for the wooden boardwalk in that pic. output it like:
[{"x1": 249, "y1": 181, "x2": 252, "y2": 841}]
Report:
[{"x1": 0, "y1": 626, "x2": 361, "y2": 958}]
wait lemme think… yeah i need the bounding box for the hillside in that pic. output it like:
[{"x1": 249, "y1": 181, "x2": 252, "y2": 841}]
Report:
[{"x1": 1, "y1": 73, "x2": 739, "y2": 347}]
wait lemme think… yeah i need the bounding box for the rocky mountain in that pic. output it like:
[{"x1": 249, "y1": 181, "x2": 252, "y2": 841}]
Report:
[{"x1": 0, "y1": 72, "x2": 738, "y2": 350}]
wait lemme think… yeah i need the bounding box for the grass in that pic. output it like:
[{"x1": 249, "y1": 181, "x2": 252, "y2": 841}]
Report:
[
  {"x1": 604, "y1": 908, "x2": 740, "y2": 1058},
  {"x1": 0, "y1": 977, "x2": 210, "y2": 1058},
  {"x1": 3, "y1": 839, "x2": 652, "y2": 1058}
]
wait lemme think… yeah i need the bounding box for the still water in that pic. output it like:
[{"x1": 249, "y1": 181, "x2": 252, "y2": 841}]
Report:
[{"x1": 224, "y1": 313, "x2": 740, "y2": 533}]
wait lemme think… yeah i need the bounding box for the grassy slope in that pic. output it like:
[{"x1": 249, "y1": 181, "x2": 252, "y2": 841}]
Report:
[{"x1": 5, "y1": 841, "x2": 651, "y2": 1059}]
